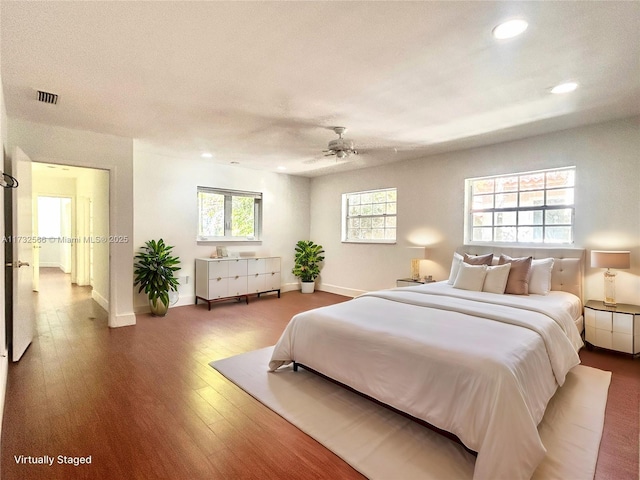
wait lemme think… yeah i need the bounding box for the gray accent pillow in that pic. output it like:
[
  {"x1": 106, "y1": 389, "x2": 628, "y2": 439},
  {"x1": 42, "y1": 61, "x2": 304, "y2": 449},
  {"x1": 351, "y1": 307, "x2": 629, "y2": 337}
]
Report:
[
  {"x1": 498, "y1": 254, "x2": 532, "y2": 295},
  {"x1": 463, "y1": 253, "x2": 493, "y2": 266}
]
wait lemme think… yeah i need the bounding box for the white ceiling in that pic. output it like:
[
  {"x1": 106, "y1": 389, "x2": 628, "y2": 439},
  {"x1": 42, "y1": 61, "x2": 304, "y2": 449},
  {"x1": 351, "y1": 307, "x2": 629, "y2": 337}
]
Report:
[{"x1": 2, "y1": 1, "x2": 639, "y2": 177}]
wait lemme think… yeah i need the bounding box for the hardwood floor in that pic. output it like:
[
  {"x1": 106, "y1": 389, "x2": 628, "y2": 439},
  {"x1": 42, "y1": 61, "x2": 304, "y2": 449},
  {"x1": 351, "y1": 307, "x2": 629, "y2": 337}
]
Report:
[{"x1": 1, "y1": 268, "x2": 638, "y2": 479}]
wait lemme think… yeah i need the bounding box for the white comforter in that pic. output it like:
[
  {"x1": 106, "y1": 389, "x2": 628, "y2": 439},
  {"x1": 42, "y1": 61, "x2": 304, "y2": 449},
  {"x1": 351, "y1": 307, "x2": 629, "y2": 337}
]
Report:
[{"x1": 269, "y1": 283, "x2": 582, "y2": 480}]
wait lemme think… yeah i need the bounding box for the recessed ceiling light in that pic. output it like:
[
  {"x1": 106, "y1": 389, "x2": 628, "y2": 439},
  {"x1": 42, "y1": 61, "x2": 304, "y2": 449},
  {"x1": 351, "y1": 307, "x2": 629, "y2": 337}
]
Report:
[
  {"x1": 230, "y1": 161, "x2": 240, "y2": 165},
  {"x1": 201, "y1": 152, "x2": 213, "y2": 158},
  {"x1": 492, "y1": 19, "x2": 528, "y2": 39},
  {"x1": 277, "y1": 166, "x2": 286, "y2": 171},
  {"x1": 550, "y1": 82, "x2": 578, "y2": 94}
]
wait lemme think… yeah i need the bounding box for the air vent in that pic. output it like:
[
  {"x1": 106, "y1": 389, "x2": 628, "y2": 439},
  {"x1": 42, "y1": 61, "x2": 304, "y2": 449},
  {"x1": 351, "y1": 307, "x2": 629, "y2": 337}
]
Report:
[{"x1": 37, "y1": 90, "x2": 58, "y2": 105}]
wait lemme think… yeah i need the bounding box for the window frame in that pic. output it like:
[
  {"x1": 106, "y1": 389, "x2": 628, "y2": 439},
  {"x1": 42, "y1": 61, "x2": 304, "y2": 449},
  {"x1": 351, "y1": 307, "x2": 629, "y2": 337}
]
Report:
[
  {"x1": 197, "y1": 186, "x2": 262, "y2": 242},
  {"x1": 341, "y1": 187, "x2": 397, "y2": 244},
  {"x1": 464, "y1": 167, "x2": 575, "y2": 246}
]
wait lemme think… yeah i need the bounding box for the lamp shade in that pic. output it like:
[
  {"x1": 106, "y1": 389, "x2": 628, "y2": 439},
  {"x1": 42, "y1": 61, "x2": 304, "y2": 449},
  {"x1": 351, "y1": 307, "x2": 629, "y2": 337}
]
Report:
[{"x1": 590, "y1": 250, "x2": 631, "y2": 269}]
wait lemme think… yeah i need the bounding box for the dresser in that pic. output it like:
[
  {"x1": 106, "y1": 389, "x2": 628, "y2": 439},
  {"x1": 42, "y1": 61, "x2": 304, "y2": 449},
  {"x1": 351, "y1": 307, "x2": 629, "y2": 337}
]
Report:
[
  {"x1": 584, "y1": 300, "x2": 640, "y2": 356},
  {"x1": 195, "y1": 257, "x2": 281, "y2": 310}
]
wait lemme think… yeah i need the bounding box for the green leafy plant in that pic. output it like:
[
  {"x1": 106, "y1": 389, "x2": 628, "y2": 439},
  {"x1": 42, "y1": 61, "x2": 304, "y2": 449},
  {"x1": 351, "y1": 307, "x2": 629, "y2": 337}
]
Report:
[
  {"x1": 133, "y1": 239, "x2": 181, "y2": 309},
  {"x1": 292, "y1": 240, "x2": 325, "y2": 282}
]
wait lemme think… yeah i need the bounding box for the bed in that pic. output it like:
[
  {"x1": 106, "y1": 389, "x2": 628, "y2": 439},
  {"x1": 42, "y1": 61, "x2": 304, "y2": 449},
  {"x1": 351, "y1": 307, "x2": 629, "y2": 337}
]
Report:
[{"x1": 269, "y1": 247, "x2": 585, "y2": 480}]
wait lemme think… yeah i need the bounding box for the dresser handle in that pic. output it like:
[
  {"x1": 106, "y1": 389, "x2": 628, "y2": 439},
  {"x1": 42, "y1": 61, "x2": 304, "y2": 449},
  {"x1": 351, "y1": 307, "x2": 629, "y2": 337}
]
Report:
[{"x1": 217, "y1": 277, "x2": 222, "y2": 281}]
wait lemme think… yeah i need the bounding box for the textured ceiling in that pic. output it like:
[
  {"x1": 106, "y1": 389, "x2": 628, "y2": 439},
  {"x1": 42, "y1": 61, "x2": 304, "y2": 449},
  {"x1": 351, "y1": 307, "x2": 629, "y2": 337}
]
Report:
[{"x1": 2, "y1": 1, "x2": 639, "y2": 177}]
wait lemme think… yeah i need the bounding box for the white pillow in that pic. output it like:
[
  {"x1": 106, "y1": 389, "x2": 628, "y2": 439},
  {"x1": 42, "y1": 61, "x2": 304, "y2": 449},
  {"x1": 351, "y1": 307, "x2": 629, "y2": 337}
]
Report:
[
  {"x1": 447, "y1": 252, "x2": 463, "y2": 285},
  {"x1": 453, "y1": 263, "x2": 488, "y2": 291},
  {"x1": 529, "y1": 258, "x2": 555, "y2": 295},
  {"x1": 482, "y1": 263, "x2": 511, "y2": 294}
]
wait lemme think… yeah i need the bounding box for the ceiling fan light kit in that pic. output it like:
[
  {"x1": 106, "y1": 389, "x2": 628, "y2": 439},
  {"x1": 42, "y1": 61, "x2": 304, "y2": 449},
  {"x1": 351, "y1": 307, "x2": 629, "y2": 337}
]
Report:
[{"x1": 324, "y1": 126, "x2": 358, "y2": 159}]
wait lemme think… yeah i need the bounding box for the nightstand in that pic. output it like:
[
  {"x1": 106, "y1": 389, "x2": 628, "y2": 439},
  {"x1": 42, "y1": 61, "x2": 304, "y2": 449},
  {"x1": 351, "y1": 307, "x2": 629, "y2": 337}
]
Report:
[
  {"x1": 584, "y1": 300, "x2": 640, "y2": 356},
  {"x1": 396, "y1": 278, "x2": 435, "y2": 287}
]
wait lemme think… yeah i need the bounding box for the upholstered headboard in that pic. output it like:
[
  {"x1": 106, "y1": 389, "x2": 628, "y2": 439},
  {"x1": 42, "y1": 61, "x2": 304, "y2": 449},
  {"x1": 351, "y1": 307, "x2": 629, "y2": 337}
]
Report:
[{"x1": 456, "y1": 246, "x2": 585, "y2": 301}]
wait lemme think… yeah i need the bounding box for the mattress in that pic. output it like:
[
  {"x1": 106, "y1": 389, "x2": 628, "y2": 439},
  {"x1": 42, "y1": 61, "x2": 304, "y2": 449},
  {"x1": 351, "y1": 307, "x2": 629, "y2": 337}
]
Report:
[{"x1": 270, "y1": 282, "x2": 583, "y2": 480}]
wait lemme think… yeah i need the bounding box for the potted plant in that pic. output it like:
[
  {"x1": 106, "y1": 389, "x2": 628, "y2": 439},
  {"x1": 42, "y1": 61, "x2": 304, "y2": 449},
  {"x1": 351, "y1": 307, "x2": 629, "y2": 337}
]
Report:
[
  {"x1": 292, "y1": 240, "x2": 325, "y2": 293},
  {"x1": 134, "y1": 239, "x2": 181, "y2": 316}
]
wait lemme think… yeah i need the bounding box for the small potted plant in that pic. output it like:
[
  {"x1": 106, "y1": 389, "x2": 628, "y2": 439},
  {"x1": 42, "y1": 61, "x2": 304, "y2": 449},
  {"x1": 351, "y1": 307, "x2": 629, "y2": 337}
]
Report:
[
  {"x1": 134, "y1": 239, "x2": 181, "y2": 316},
  {"x1": 292, "y1": 240, "x2": 325, "y2": 293}
]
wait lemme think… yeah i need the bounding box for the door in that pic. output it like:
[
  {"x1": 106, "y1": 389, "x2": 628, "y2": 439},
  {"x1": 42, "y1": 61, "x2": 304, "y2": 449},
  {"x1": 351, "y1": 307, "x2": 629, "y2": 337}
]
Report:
[
  {"x1": 32, "y1": 193, "x2": 39, "y2": 292},
  {"x1": 8, "y1": 147, "x2": 35, "y2": 361}
]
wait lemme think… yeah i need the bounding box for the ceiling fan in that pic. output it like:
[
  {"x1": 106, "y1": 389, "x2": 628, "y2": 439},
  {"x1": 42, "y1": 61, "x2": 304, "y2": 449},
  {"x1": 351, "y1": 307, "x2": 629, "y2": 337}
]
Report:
[{"x1": 323, "y1": 126, "x2": 358, "y2": 159}]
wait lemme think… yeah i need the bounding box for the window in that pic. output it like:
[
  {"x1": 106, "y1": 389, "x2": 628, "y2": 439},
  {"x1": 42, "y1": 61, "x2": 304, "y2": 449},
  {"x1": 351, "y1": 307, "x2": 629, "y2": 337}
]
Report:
[
  {"x1": 197, "y1": 187, "x2": 262, "y2": 241},
  {"x1": 342, "y1": 188, "x2": 397, "y2": 243},
  {"x1": 465, "y1": 167, "x2": 575, "y2": 244}
]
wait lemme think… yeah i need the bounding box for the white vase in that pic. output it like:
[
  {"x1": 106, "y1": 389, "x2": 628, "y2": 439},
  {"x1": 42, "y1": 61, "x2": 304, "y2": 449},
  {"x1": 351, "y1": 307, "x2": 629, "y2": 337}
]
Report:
[{"x1": 300, "y1": 281, "x2": 315, "y2": 294}]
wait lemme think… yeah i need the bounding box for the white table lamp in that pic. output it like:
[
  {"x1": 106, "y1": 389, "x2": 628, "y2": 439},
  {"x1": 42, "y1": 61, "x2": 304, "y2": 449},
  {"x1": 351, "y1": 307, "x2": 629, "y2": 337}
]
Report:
[
  {"x1": 590, "y1": 250, "x2": 631, "y2": 306},
  {"x1": 410, "y1": 248, "x2": 430, "y2": 280}
]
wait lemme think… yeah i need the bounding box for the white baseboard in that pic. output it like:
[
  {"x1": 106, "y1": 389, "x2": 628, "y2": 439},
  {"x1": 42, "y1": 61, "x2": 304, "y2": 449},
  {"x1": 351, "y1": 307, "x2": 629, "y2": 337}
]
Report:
[
  {"x1": 39, "y1": 262, "x2": 63, "y2": 269},
  {"x1": 91, "y1": 289, "x2": 109, "y2": 312},
  {"x1": 317, "y1": 283, "x2": 366, "y2": 298},
  {"x1": 38, "y1": 263, "x2": 71, "y2": 273},
  {"x1": 278, "y1": 282, "x2": 363, "y2": 297},
  {"x1": 109, "y1": 312, "x2": 136, "y2": 328},
  {"x1": 281, "y1": 283, "x2": 300, "y2": 293},
  {"x1": 175, "y1": 294, "x2": 195, "y2": 308},
  {"x1": 134, "y1": 294, "x2": 196, "y2": 313}
]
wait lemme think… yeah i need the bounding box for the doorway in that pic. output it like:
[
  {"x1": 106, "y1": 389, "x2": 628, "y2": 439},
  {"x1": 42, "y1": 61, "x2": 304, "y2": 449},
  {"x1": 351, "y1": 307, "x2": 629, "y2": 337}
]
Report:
[
  {"x1": 36, "y1": 196, "x2": 72, "y2": 282},
  {"x1": 31, "y1": 162, "x2": 110, "y2": 314}
]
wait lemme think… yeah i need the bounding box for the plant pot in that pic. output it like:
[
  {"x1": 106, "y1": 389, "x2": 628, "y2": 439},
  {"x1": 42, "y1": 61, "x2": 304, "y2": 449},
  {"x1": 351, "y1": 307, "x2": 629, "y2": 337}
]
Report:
[
  {"x1": 300, "y1": 281, "x2": 315, "y2": 294},
  {"x1": 149, "y1": 298, "x2": 169, "y2": 317}
]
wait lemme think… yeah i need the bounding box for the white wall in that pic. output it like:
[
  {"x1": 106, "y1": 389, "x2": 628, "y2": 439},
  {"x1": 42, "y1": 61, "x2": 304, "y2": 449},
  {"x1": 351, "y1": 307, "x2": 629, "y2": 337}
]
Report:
[
  {"x1": 133, "y1": 143, "x2": 311, "y2": 311},
  {"x1": 85, "y1": 169, "x2": 110, "y2": 310},
  {"x1": 8, "y1": 118, "x2": 135, "y2": 327},
  {"x1": 310, "y1": 117, "x2": 640, "y2": 304}
]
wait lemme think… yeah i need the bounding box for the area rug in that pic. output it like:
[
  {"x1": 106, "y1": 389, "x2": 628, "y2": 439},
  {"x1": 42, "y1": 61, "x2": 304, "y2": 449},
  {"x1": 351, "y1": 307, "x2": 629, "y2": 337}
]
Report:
[{"x1": 211, "y1": 346, "x2": 611, "y2": 480}]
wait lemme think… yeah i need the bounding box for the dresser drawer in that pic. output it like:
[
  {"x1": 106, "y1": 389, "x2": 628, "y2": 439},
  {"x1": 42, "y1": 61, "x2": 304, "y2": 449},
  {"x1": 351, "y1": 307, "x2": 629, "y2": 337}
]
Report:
[
  {"x1": 613, "y1": 313, "x2": 633, "y2": 334},
  {"x1": 247, "y1": 258, "x2": 267, "y2": 275},
  {"x1": 208, "y1": 277, "x2": 229, "y2": 299},
  {"x1": 208, "y1": 260, "x2": 229, "y2": 279},
  {"x1": 594, "y1": 310, "x2": 612, "y2": 330},
  {"x1": 227, "y1": 258, "x2": 247, "y2": 277},
  {"x1": 612, "y1": 332, "x2": 633, "y2": 354},
  {"x1": 594, "y1": 329, "x2": 612, "y2": 349}
]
